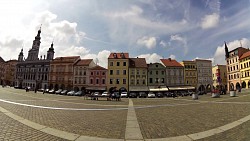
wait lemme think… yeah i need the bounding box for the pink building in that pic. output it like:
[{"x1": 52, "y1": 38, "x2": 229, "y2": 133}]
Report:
[{"x1": 87, "y1": 65, "x2": 107, "y2": 93}]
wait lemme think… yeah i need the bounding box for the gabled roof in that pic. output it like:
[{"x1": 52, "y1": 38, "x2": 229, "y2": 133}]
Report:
[
  {"x1": 108, "y1": 53, "x2": 129, "y2": 59},
  {"x1": 129, "y1": 58, "x2": 147, "y2": 68},
  {"x1": 160, "y1": 58, "x2": 183, "y2": 67},
  {"x1": 75, "y1": 59, "x2": 93, "y2": 66},
  {"x1": 0, "y1": 56, "x2": 5, "y2": 62},
  {"x1": 90, "y1": 65, "x2": 107, "y2": 70},
  {"x1": 240, "y1": 50, "x2": 250, "y2": 60}
]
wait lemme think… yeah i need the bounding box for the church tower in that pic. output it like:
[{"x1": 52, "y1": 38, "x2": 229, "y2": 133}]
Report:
[
  {"x1": 18, "y1": 48, "x2": 24, "y2": 62},
  {"x1": 224, "y1": 41, "x2": 229, "y2": 59},
  {"x1": 26, "y1": 27, "x2": 41, "y2": 61},
  {"x1": 47, "y1": 42, "x2": 55, "y2": 60}
]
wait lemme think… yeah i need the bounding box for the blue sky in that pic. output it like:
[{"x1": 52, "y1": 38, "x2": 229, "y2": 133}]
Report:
[{"x1": 0, "y1": 0, "x2": 249, "y2": 68}]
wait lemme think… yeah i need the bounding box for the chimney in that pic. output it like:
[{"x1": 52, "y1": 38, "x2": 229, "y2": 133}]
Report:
[{"x1": 168, "y1": 58, "x2": 171, "y2": 61}]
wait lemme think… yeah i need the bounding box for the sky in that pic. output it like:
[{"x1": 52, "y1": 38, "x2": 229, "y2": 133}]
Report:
[{"x1": 0, "y1": 0, "x2": 250, "y2": 68}]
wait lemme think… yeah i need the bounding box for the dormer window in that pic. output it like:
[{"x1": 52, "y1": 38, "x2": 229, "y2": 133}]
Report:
[{"x1": 113, "y1": 53, "x2": 117, "y2": 58}]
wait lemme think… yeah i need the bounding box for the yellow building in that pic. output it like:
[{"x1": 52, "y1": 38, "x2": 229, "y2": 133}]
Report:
[
  {"x1": 180, "y1": 61, "x2": 197, "y2": 88},
  {"x1": 212, "y1": 65, "x2": 227, "y2": 90},
  {"x1": 239, "y1": 51, "x2": 250, "y2": 89},
  {"x1": 107, "y1": 53, "x2": 129, "y2": 92}
]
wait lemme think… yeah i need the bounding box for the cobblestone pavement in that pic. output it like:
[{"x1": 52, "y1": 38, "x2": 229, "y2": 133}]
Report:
[
  {"x1": 1, "y1": 87, "x2": 250, "y2": 140},
  {"x1": 0, "y1": 112, "x2": 68, "y2": 141}
]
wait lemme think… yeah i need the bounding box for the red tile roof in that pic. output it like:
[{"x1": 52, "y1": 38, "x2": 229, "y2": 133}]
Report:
[
  {"x1": 90, "y1": 65, "x2": 107, "y2": 70},
  {"x1": 108, "y1": 53, "x2": 129, "y2": 59},
  {"x1": 53, "y1": 56, "x2": 80, "y2": 63},
  {"x1": 160, "y1": 58, "x2": 183, "y2": 67},
  {"x1": 129, "y1": 58, "x2": 147, "y2": 68},
  {"x1": 240, "y1": 51, "x2": 250, "y2": 60},
  {"x1": 75, "y1": 59, "x2": 93, "y2": 66}
]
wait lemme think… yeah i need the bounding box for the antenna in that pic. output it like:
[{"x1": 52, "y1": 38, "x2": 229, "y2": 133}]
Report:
[
  {"x1": 40, "y1": 24, "x2": 42, "y2": 30},
  {"x1": 239, "y1": 40, "x2": 242, "y2": 47},
  {"x1": 95, "y1": 58, "x2": 99, "y2": 65}
]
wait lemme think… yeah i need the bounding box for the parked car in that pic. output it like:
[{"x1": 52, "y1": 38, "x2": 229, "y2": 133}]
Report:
[
  {"x1": 74, "y1": 91, "x2": 83, "y2": 96},
  {"x1": 37, "y1": 88, "x2": 44, "y2": 92},
  {"x1": 164, "y1": 92, "x2": 173, "y2": 97},
  {"x1": 188, "y1": 91, "x2": 194, "y2": 96},
  {"x1": 60, "y1": 90, "x2": 68, "y2": 95},
  {"x1": 48, "y1": 89, "x2": 55, "y2": 94},
  {"x1": 67, "y1": 90, "x2": 75, "y2": 96},
  {"x1": 121, "y1": 92, "x2": 128, "y2": 98},
  {"x1": 156, "y1": 92, "x2": 164, "y2": 98},
  {"x1": 101, "y1": 91, "x2": 109, "y2": 96},
  {"x1": 45, "y1": 89, "x2": 50, "y2": 93},
  {"x1": 93, "y1": 92, "x2": 100, "y2": 96},
  {"x1": 55, "y1": 89, "x2": 63, "y2": 94},
  {"x1": 129, "y1": 92, "x2": 137, "y2": 98},
  {"x1": 139, "y1": 92, "x2": 147, "y2": 98},
  {"x1": 148, "y1": 92, "x2": 155, "y2": 98}
]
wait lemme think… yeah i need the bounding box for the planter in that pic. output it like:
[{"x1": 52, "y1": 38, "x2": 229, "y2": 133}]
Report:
[
  {"x1": 212, "y1": 93, "x2": 220, "y2": 98},
  {"x1": 192, "y1": 94, "x2": 198, "y2": 100},
  {"x1": 230, "y1": 91, "x2": 236, "y2": 97}
]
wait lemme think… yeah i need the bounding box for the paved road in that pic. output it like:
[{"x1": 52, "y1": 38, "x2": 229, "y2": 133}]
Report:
[{"x1": 1, "y1": 87, "x2": 250, "y2": 140}]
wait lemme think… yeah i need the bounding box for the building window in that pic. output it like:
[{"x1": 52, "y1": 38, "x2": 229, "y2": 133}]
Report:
[
  {"x1": 123, "y1": 79, "x2": 126, "y2": 84},
  {"x1": 137, "y1": 79, "x2": 139, "y2": 84},
  {"x1": 117, "y1": 62, "x2": 120, "y2": 66},
  {"x1": 116, "y1": 70, "x2": 119, "y2": 75},
  {"x1": 90, "y1": 79, "x2": 93, "y2": 84},
  {"x1": 137, "y1": 70, "x2": 139, "y2": 75},
  {"x1": 150, "y1": 71, "x2": 152, "y2": 75},
  {"x1": 155, "y1": 78, "x2": 159, "y2": 83},
  {"x1": 142, "y1": 79, "x2": 145, "y2": 84},
  {"x1": 110, "y1": 79, "x2": 113, "y2": 84},
  {"x1": 161, "y1": 78, "x2": 164, "y2": 83},
  {"x1": 110, "y1": 62, "x2": 113, "y2": 66},
  {"x1": 161, "y1": 71, "x2": 164, "y2": 75},
  {"x1": 110, "y1": 70, "x2": 113, "y2": 75},
  {"x1": 123, "y1": 62, "x2": 126, "y2": 66},
  {"x1": 102, "y1": 79, "x2": 105, "y2": 84},
  {"x1": 131, "y1": 79, "x2": 134, "y2": 85},
  {"x1": 123, "y1": 70, "x2": 126, "y2": 75},
  {"x1": 149, "y1": 78, "x2": 153, "y2": 83},
  {"x1": 156, "y1": 71, "x2": 158, "y2": 75},
  {"x1": 97, "y1": 72, "x2": 99, "y2": 75},
  {"x1": 91, "y1": 72, "x2": 93, "y2": 75},
  {"x1": 116, "y1": 79, "x2": 120, "y2": 84},
  {"x1": 96, "y1": 79, "x2": 99, "y2": 84}
]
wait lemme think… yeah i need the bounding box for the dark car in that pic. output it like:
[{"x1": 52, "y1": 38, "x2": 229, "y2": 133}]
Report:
[
  {"x1": 139, "y1": 92, "x2": 147, "y2": 98},
  {"x1": 129, "y1": 92, "x2": 137, "y2": 98},
  {"x1": 164, "y1": 92, "x2": 173, "y2": 97},
  {"x1": 156, "y1": 92, "x2": 164, "y2": 98}
]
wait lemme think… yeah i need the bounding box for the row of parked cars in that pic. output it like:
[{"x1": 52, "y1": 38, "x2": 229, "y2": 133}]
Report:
[
  {"x1": 108, "y1": 91, "x2": 195, "y2": 98},
  {"x1": 38, "y1": 89, "x2": 84, "y2": 96}
]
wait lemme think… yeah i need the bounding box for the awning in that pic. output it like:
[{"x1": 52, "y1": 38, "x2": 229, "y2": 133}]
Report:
[
  {"x1": 149, "y1": 88, "x2": 169, "y2": 92},
  {"x1": 129, "y1": 86, "x2": 149, "y2": 92},
  {"x1": 168, "y1": 86, "x2": 195, "y2": 91},
  {"x1": 86, "y1": 87, "x2": 106, "y2": 91}
]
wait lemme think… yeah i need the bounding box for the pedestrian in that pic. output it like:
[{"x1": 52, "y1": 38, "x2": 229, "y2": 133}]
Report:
[{"x1": 43, "y1": 89, "x2": 45, "y2": 94}]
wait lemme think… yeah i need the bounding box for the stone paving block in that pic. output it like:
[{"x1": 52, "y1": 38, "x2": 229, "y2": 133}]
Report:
[
  {"x1": 41, "y1": 127, "x2": 80, "y2": 140},
  {"x1": 75, "y1": 136, "x2": 123, "y2": 141},
  {"x1": 145, "y1": 135, "x2": 192, "y2": 141}
]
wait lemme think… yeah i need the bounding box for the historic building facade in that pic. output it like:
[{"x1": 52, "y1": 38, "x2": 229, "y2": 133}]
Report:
[
  {"x1": 73, "y1": 59, "x2": 96, "y2": 92},
  {"x1": 195, "y1": 59, "x2": 213, "y2": 92},
  {"x1": 87, "y1": 65, "x2": 107, "y2": 93},
  {"x1": 161, "y1": 58, "x2": 184, "y2": 86},
  {"x1": 49, "y1": 56, "x2": 80, "y2": 90},
  {"x1": 180, "y1": 60, "x2": 197, "y2": 88},
  {"x1": 15, "y1": 28, "x2": 55, "y2": 90},
  {"x1": 129, "y1": 58, "x2": 148, "y2": 92},
  {"x1": 225, "y1": 43, "x2": 249, "y2": 91},
  {"x1": 0, "y1": 57, "x2": 5, "y2": 85},
  {"x1": 147, "y1": 62, "x2": 166, "y2": 91},
  {"x1": 212, "y1": 65, "x2": 227, "y2": 90},
  {"x1": 239, "y1": 51, "x2": 250, "y2": 89},
  {"x1": 107, "y1": 53, "x2": 129, "y2": 92},
  {"x1": 3, "y1": 60, "x2": 18, "y2": 86}
]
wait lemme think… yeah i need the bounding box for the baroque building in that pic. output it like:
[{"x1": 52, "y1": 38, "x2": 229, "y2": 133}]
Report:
[
  {"x1": 15, "y1": 28, "x2": 55, "y2": 90},
  {"x1": 212, "y1": 65, "x2": 227, "y2": 90},
  {"x1": 180, "y1": 60, "x2": 197, "y2": 88}
]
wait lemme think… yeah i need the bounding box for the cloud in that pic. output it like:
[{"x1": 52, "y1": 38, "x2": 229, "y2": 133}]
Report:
[
  {"x1": 169, "y1": 54, "x2": 176, "y2": 59},
  {"x1": 137, "y1": 53, "x2": 162, "y2": 63},
  {"x1": 201, "y1": 13, "x2": 220, "y2": 29},
  {"x1": 82, "y1": 50, "x2": 111, "y2": 68},
  {"x1": 170, "y1": 34, "x2": 188, "y2": 54},
  {"x1": 137, "y1": 36, "x2": 157, "y2": 49},
  {"x1": 213, "y1": 38, "x2": 250, "y2": 65}
]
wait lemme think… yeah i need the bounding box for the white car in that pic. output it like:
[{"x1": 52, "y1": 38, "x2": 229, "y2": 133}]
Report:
[
  {"x1": 101, "y1": 91, "x2": 109, "y2": 96},
  {"x1": 67, "y1": 90, "x2": 75, "y2": 96},
  {"x1": 148, "y1": 92, "x2": 155, "y2": 98},
  {"x1": 121, "y1": 92, "x2": 128, "y2": 98},
  {"x1": 93, "y1": 92, "x2": 99, "y2": 96}
]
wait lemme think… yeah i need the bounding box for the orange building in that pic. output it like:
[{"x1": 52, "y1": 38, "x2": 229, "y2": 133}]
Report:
[{"x1": 49, "y1": 56, "x2": 80, "y2": 90}]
